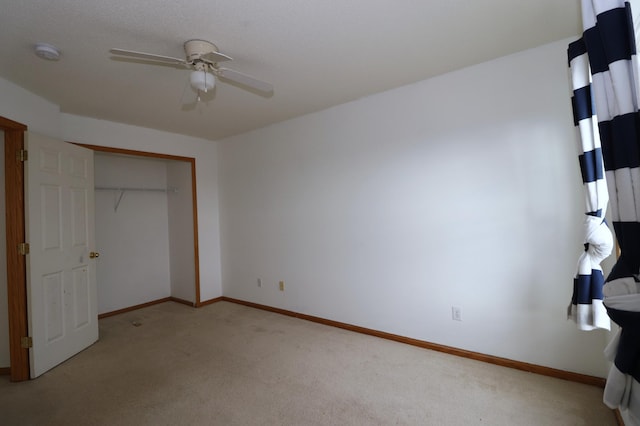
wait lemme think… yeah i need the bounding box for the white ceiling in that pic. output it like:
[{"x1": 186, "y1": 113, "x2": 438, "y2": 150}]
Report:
[{"x1": 0, "y1": 1, "x2": 581, "y2": 141}]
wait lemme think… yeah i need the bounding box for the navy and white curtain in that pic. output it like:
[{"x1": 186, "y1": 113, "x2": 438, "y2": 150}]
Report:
[
  {"x1": 570, "y1": 0, "x2": 640, "y2": 420},
  {"x1": 568, "y1": 37, "x2": 614, "y2": 331}
]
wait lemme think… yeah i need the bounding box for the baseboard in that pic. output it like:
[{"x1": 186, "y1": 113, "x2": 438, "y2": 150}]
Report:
[
  {"x1": 169, "y1": 296, "x2": 195, "y2": 307},
  {"x1": 220, "y1": 297, "x2": 606, "y2": 389},
  {"x1": 95, "y1": 295, "x2": 608, "y2": 389},
  {"x1": 196, "y1": 296, "x2": 223, "y2": 307},
  {"x1": 98, "y1": 296, "x2": 208, "y2": 319},
  {"x1": 0, "y1": 367, "x2": 9, "y2": 375},
  {"x1": 98, "y1": 297, "x2": 172, "y2": 319}
]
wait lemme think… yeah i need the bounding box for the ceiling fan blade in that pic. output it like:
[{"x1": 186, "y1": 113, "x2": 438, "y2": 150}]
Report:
[
  {"x1": 216, "y1": 68, "x2": 273, "y2": 93},
  {"x1": 110, "y1": 48, "x2": 186, "y2": 65},
  {"x1": 201, "y1": 51, "x2": 232, "y2": 63}
]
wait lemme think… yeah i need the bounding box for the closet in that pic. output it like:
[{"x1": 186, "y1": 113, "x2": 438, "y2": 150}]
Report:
[{"x1": 93, "y1": 151, "x2": 197, "y2": 315}]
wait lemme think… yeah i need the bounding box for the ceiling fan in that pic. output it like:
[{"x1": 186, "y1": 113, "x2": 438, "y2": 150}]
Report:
[{"x1": 110, "y1": 39, "x2": 273, "y2": 100}]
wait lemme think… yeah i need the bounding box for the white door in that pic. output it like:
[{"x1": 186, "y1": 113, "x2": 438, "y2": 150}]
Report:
[{"x1": 25, "y1": 132, "x2": 98, "y2": 378}]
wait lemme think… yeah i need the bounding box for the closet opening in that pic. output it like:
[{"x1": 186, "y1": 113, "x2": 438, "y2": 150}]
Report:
[{"x1": 76, "y1": 144, "x2": 201, "y2": 316}]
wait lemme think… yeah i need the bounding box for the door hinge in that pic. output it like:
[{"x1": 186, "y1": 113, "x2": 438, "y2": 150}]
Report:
[
  {"x1": 16, "y1": 149, "x2": 28, "y2": 162},
  {"x1": 21, "y1": 336, "x2": 32, "y2": 349},
  {"x1": 18, "y1": 242, "x2": 29, "y2": 255}
]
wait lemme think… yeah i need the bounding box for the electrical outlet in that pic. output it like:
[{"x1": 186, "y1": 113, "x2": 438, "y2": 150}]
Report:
[
  {"x1": 452, "y1": 306, "x2": 462, "y2": 321},
  {"x1": 279, "y1": 280, "x2": 285, "y2": 291},
  {"x1": 257, "y1": 278, "x2": 262, "y2": 288}
]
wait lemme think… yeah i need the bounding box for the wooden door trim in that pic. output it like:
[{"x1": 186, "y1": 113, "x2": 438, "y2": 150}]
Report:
[
  {"x1": 2, "y1": 117, "x2": 29, "y2": 382},
  {"x1": 72, "y1": 143, "x2": 202, "y2": 306}
]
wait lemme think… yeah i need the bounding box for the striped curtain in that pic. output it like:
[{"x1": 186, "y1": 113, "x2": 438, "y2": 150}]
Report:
[
  {"x1": 568, "y1": 38, "x2": 613, "y2": 331},
  {"x1": 571, "y1": 0, "x2": 640, "y2": 418}
]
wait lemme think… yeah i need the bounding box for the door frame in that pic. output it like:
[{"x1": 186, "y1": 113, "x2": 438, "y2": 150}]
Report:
[
  {"x1": 2, "y1": 116, "x2": 29, "y2": 382},
  {"x1": 2, "y1": 120, "x2": 202, "y2": 382}
]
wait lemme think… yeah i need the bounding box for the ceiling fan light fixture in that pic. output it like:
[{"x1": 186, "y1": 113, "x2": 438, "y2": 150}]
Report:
[{"x1": 190, "y1": 70, "x2": 215, "y2": 92}]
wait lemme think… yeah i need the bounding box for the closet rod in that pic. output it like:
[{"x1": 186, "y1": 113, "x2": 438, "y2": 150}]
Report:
[
  {"x1": 95, "y1": 186, "x2": 178, "y2": 212},
  {"x1": 95, "y1": 186, "x2": 177, "y2": 192}
]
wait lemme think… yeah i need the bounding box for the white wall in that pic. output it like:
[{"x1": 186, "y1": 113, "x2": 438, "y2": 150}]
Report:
[
  {"x1": 0, "y1": 130, "x2": 8, "y2": 368},
  {"x1": 0, "y1": 79, "x2": 62, "y2": 139},
  {"x1": 94, "y1": 154, "x2": 172, "y2": 314},
  {"x1": 167, "y1": 161, "x2": 196, "y2": 303},
  {"x1": 217, "y1": 38, "x2": 612, "y2": 377}
]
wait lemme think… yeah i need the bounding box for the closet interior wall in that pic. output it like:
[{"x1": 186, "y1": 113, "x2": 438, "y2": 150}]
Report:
[{"x1": 167, "y1": 160, "x2": 195, "y2": 303}]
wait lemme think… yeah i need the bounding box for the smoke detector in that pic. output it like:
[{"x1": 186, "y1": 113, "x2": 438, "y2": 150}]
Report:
[{"x1": 34, "y1": 43, "x2": 61, "y2": 61}]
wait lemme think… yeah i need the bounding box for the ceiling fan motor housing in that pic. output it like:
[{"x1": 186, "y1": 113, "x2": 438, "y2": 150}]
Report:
[{"x1": 184, "y1": 39, "x2": 218, "y2": 62}]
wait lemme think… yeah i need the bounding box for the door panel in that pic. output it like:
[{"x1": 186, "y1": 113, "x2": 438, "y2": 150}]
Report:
[
  {"x1": 41, "y1": 185, "x2": 62, "y2": 250},
  {"x1": 43, "y1": 272, "x2": 63, "y2": 343},
  {"x1": 71, "y1": 188, "x2": 88, "y2": 247},
  {"x1": 26, "y1": 132, "x2": 97, "y2": 378},
  {"x1": 72, "y1": 266, "x2": 90, "y2": 328}
]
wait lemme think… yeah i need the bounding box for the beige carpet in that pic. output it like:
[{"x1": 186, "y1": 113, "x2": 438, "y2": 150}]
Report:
[{"x1": 0, "y1": 301, "x2": 617, "y2": 425}]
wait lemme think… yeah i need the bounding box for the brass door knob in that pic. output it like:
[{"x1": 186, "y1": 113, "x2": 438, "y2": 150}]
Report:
[{"x1": 89, "y1": 252, "x2": 100, "y2": 259}]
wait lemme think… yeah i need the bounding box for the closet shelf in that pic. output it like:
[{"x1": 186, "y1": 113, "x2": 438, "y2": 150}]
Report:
[{"x1": 95, "y1": 186, "x2": 178, "y2": 212}]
